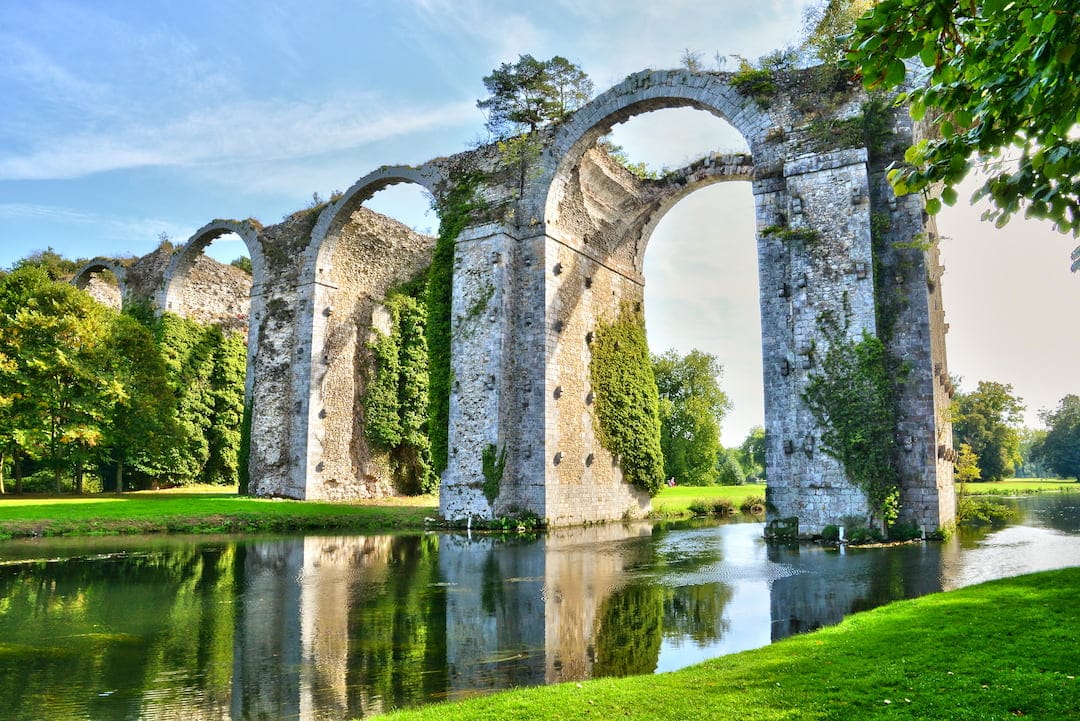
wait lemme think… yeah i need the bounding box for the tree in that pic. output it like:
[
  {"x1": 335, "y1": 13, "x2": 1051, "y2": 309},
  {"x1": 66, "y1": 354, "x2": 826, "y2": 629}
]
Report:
[
  {"x1": 1035, "y1": 394, "x2": 1080, "y2": 480},
  {"x1": 715, "y1": 447, "x2": 745, "y2": 486},
  {"x1": 737, "y1": 425, "x2": 767, "y2": 480},
  {"x1": 229, "y1": 256, "x2": 253, "y2": 275},
  {"x1": 101, "y1": 313, "x2": 177, "y2": 492},
  {"x1": 652, "y1": 349, "x2": 732, "y2": 486},
  {"x1": 849, "y1": 0, "x2": 1080, "y2": 236},
  {"x1": 477, "y1": 54, "x2": 592, "y2": 137},
  {"x1": 0, "y1": 268, "x2": 116, "y2": 491},
  {"x1": 955, "y1": 442, "x2": 982, "y2": 482},
  {"x1": 1016, "y1": 427, "x2": 1052, "y2": 478},
  {"x1": 802, "y1": 0, "x2": 875, "y2": 65},
  {"x1": 13, "y1": 247, "x2": 85, "y2": 280},
  {"x1": 952, "y1": 380, "x2": 1025, "y2": 481}
]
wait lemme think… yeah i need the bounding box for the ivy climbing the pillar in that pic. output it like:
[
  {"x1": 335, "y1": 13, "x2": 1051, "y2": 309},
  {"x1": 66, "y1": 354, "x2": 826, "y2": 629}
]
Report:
[
  {"x1": 588, "y1": 304, "x2": 665, "y2": 495},
  {"x1": 802, "y1": 309, "x2": 904, "y2": 527},
  {"x1": 365, "y1": 281, "x2": 436, "y2": 495}
]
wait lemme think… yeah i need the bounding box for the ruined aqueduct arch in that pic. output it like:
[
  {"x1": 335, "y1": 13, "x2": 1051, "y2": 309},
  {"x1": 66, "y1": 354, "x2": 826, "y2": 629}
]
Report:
[
  {"x1": 72, "y1": 258, "x2": 130, "y2": 308},
  {"x1": 80, "y1": 68, "x2": 955, "y2": 534}
]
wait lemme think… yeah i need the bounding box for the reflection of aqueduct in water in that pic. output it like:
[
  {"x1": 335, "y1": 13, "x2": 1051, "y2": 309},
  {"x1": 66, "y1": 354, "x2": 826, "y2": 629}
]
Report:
[{"x1": 75, "y1": 68, "x2": 956, "y2": 534}]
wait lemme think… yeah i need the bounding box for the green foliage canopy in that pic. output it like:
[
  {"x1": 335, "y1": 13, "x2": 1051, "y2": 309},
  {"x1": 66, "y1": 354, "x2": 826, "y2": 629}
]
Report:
[
  {"x1": 1035, "y1": 393, "x2": 1080, "y2": 479},
  {"x1": 849, "y1": 0, "x2": 1080, "y2": 235},
  {"x1": 366, "y1": 286, "x2": 436, "y2": 495},
  {"x1": 477, "y1": 54, "x2": 593, "y2": 137},
  {"x1": 652, "y1": 349, "x2": 731, "y2": 486},
  {"x1": 738, "y1": 425, "x2": 767, "y2": 480},
  {"x1": 951, "y1": 380, "x2": 1025, "y2": 482}
]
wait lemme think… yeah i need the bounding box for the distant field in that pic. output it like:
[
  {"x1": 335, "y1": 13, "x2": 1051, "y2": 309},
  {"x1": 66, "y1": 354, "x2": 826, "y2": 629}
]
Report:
[
  {"x1": 651, "y1": 483, "x2": 765, "y2": 516},
  {"x1": 961, "y1": 478, "x2": 1078, "y2": 495}
]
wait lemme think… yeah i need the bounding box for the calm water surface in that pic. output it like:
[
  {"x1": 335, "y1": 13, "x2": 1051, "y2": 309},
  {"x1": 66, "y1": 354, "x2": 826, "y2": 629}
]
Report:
[{"x1": 1, "y1": 493, "x2": 1078, "y2": 720}]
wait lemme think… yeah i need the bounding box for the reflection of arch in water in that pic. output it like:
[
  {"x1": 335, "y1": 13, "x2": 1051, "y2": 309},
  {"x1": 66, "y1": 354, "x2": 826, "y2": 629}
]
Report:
[
  {"x1": 71, "y1": 257, "x2": 129, "y2": 309},
  {"x1": 288, "y1": 165, "x2": 443, "y2": 500}
]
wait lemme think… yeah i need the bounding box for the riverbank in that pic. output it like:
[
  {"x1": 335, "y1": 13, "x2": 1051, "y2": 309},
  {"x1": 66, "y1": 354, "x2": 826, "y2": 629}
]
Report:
[
  {"x1": 373, "y1": 567, "x2": 1080, "y2": 721},
  {"x1": 0, "y1": 481, "x2": 1071, "y2": 540},
  {"x1": 0, "y1": 488, "x2": 437, "y2": 540},
  {"x1": 0, "y1": 484, "x2": 768, "y2": 540}
]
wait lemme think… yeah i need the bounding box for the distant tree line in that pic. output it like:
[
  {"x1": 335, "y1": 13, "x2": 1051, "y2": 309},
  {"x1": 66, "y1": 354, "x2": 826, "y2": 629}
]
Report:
[{"x1": 0, "y1": 262, "x2": 246, "y2": 494}]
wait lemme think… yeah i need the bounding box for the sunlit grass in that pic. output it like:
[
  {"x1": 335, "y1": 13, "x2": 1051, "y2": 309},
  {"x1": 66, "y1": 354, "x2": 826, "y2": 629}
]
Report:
[
  {"x1": 0, "y1": 489, "x2": 439, "y2": 539},
  {"x1": 374, "y1": 568, "x2": 1080, "y2": 721},
  {"x1": 651, "y1": 483, "x2": 766, "y2": 516},
  {"x1": 964, "y1": 478, "x2": 1077, "y2": 495}
]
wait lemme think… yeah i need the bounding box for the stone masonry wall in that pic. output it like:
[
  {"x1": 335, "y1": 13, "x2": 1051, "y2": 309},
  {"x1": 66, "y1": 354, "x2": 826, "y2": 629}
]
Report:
[
  {"x1": 82, "y1": 66, "x2": 954, "y2": 532},
  {"x1": 307, "y1": 207, "x2": 434, "y2": 500}
]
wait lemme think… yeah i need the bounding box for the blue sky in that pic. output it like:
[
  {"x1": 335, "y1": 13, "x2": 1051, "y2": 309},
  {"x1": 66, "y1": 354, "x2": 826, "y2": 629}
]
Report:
[{"x1": 1, "y1": 0, "x2": 1077, "y2": 443}]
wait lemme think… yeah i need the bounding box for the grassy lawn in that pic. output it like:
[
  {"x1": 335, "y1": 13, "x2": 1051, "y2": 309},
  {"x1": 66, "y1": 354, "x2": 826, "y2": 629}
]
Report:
[
  {"x1": 0, "y1": 488, "x2": 437, "y2": 539},
  {"x1": 374, "y1": 567, "x2": 1080, "y2": 721},
  {"x1": 651, "y1": 483, "x2": 766, "y2": 516},
  {"x1": 962, "y1": 478, "x2": 1078, "y2": 495}
]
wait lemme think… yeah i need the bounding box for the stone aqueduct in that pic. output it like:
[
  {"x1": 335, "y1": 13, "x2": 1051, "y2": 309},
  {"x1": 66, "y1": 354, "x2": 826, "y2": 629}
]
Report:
[{"x1": 75, "y1": 69, "x2": 956, "y2": 534}]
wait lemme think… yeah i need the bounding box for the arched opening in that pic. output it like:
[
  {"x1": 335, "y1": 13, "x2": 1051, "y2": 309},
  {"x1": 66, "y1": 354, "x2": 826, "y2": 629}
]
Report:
[
  {"x1": 525, "y1": 70, "x2": 774, "y2": 523},
  {"x1": 72, "y1": 259, "x2": 128, "y2": 311},
  {"x1": 607, "y1": 108, "x2": 763, "y2": 453},
  {"x1": 292, "y1": 168, "x2": 442, "y2": 500},
  {"x1": 154, "y1": 220, "x2": 264, "y2": 491}
]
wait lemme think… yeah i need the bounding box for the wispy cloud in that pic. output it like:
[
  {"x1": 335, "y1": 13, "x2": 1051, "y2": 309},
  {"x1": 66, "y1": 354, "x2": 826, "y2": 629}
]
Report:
[
  {"x1": 0, "y1": 202, "x2": 192, "y2": 248},
  {"x1": 0, "y1": 95, "x2": 478, "y2": 181}
]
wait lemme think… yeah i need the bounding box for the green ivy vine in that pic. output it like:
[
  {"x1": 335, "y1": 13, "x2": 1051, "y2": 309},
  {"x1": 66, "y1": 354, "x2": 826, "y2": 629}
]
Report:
[
  {"x1": 481, "y1": 443, "x2": 506, "y2": 504},
  {"x1": 802, "y1": 309, "x2": 904, "y2": 527},
  {"x1": 588, "y1": 304, "x2": 665, "y2": 495},
  {"x1": 365, "y1": 281, "x2": 436, "y2": 495}
]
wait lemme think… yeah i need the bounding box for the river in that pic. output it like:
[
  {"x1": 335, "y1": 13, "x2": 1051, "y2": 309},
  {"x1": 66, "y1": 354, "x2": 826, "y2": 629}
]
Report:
[{"x1": 1, "y1": 493, "x2": 1077, "y2": 720}]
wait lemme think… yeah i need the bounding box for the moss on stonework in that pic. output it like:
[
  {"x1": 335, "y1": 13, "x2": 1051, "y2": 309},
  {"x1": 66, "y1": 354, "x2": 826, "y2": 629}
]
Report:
[
  {"x1": 482, "y1": 443, "x2": 506, "y2": 505},
  {"x1": 588, "y1": 304, "x2": 665, "y2": 495}
]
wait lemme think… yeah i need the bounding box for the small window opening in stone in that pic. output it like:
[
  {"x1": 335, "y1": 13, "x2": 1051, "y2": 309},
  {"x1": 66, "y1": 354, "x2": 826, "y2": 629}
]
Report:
[
  {"x1": 585, "y1": 453, "x2": 594, "y2": 467},
  {"x1": 553, "y1": 451, "x2": 563, "y2": 465},
  {"x1": 585, "y1": 276, "x2": 593, "y2": 288},
  {"x1": 553, "y1": 262, "x2": 563, "y2": 275},
  {"x1": 553, "y1": 385, "x2": 563, "y2": 399}
]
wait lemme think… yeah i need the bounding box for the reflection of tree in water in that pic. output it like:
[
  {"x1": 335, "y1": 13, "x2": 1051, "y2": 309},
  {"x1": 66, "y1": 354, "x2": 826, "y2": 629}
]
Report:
[
  {"x1": 592, "y1": 583, "x2": 664, "y2": 678},
  {"x1": 346, "y1": 535, "x2": 447, "y2": 714},
  {"x1": 662, "y1": 582, "x2": 733, "y2": 646},
  {"x1": 0, "y1": 544, "x2": 237, "y2": 721}
]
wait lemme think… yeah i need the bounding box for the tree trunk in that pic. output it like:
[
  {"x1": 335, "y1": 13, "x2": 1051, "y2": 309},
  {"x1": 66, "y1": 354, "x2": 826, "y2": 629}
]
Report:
[
  {"x1": 14, "y1": 450, "x2": 23, "y2": 495},
  {"x1": 115, "y1": 458, "x2": 124, "y2": 495},
  {"x1": 0, "y1": 449, "x2": 5, "y2": 495},
  {"x1": 54, "y1": 464, "x2": 62, "y2": 494},
  {"x1": 74, "y1": 463, "x2": 84, "y2": 495}
]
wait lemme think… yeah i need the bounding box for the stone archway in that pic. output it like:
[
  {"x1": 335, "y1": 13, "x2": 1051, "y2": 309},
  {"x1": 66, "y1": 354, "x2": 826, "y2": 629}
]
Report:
[
  {"x1": 283, "y1": 165, "x2": 445, "y2": 500},
  {"x1": 72, "y1": 257, "x2": 129, "y2": 310},
  {"x1": 439, "y1": 68, "x2": 954, "y2": 533}
]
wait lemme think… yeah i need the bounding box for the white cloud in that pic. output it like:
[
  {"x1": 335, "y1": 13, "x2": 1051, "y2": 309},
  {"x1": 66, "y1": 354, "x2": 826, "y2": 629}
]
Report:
[{"x1": 0, "y1": 96, "x2": 478, "y2": 181}]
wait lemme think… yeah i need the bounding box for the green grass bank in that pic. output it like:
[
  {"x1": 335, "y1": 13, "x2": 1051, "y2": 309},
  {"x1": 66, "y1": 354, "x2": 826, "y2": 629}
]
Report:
[
  {"x1": 0, "y1": 488, "x2": 437, "y2": 539},
  {"x1": 374, "y1": 568, "x2": 1080, "y2": 721},
  {"x1": 961, "y1": 478, "x2": 1078, "y2": 495},
  {"x1": 0, "y1": 480, "x2": 1071, "y2": 540},
  {"x1": 0, "y1": 484, "x2": 766, "y2": 539}
]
